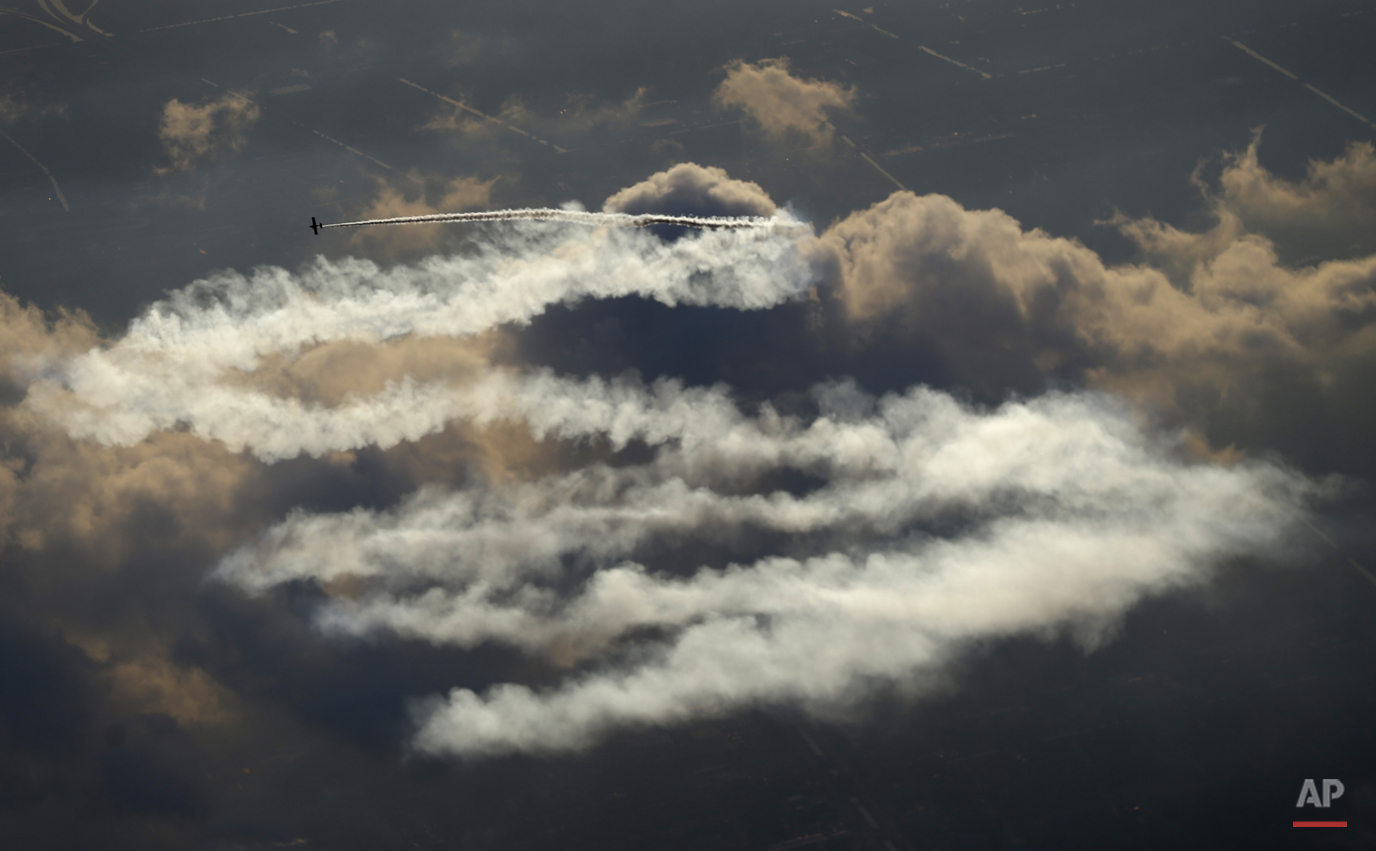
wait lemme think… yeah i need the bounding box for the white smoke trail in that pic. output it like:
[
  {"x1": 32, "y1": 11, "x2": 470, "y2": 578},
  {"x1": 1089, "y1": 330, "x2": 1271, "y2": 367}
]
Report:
[
  {"x1": 213, "y1": 377, "x2": 1317, "y2": 757},
  {"x1": 26, "y1": 219, "x2": 816, "y2": 458},
  {"x1": 16, "y1": 177, "x2": 1321, "y2": 759},
  {"x1": 214, "y1": 380, "x2": 1166, "y2": 596},
  {"x1": 318, "y1": 207, "x2": 804, "y2": 232}
]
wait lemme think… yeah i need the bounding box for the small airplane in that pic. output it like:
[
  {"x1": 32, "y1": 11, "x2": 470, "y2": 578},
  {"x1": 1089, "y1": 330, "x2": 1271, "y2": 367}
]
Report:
[{"x1": 310, "y1": 216, "x2": 322, "y2": 235}]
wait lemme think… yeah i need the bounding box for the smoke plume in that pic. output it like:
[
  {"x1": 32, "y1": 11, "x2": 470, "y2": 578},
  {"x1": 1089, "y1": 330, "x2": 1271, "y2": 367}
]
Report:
[
  {"x1": 14, "y1": 160, "x2": 1340, "y2": 760},
  {"x1": 215, "y1": 376, "x2": 1315, "y2": 756},
  {"x1": 26, "y1": 219, "x2": 814, "y2": 460}
]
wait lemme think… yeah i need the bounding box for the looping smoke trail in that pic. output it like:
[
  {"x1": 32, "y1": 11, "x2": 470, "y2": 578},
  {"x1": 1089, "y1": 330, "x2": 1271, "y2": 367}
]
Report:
[
  {"x1": 26, "y1": 222, "x2": 818, "y2": 457},
  {"x1": 318, "y1": 207, "x2": 803, "y2": 232},
  {"x1": 212, "y1": 375, "x2": 1319, "y2": 757},
  {"x1": 16, "y1": 178, "x2": 1325, "y2": 760}
]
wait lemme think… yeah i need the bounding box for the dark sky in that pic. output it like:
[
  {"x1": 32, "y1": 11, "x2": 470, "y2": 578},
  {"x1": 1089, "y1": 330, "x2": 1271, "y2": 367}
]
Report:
[{"x1": 1, "y1": 1, "x2": 1375, "y2": 849}]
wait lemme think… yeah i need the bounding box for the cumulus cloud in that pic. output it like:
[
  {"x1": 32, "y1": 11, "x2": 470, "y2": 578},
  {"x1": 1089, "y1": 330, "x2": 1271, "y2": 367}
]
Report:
[
  {"x1": 0, "y1": 288, "x2": 555, "y2": 689},
  {"x1": 0, "y1": 291, "x2": 98, "y2": 387},
  {"x1": 821, "y1": 166, "x2": 1376, "y2": 473},
  {"x1": 1, "y1": 297, "x2": 255, "y2": 563},
  {"x1": 603, "y1": 162, "x2": 777, "y2": 218},
  {"x1": 1118, "y1": 132, "x2": 1376, "y2": 269},
  {"x1": 0, "y1": 295, "x2": 283, "y2": 753},
  {"x1": 1213, "y1": 133, "x2": 1376, "y2": 260},
  {"x1": 0, "y1": 295, "x2": 518, "y2": 561},
  {"x1": 216, "y1": 376, "x2": 1315, "y2": 757},
  {"x1": 0, "y1": 291, "x2": 574, "y2": 805},
  {"x1": 713, "y1": 58, "x2": 854, "y2": 148},
  {"x1": 155, "y1": 92, "x2": 261, "y2": 173}
]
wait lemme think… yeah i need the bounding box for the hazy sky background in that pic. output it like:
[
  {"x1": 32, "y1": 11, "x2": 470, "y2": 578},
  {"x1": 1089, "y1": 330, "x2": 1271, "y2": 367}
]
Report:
[{"x1": 2, "y1": 1, "x2": 1375, "y2": 849}]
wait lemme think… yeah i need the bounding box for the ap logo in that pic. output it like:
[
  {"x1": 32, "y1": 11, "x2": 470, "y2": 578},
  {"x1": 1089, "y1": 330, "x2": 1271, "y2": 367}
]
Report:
[{"x1": 1297, "y1": 779, "x2": 1345, "y2": 808}]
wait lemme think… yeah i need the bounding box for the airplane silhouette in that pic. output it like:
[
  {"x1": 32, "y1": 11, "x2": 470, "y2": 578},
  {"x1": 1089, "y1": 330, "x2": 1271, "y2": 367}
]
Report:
[{"x1": 310, "y1": 216, "x2": 321, "y2": 235}]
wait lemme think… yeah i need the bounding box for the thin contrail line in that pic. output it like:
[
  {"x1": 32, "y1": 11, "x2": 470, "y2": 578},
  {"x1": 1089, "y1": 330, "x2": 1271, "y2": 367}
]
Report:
[
  {"x1": 317, "y1": 208, "x2": 797, "y2": 231},
  {"x1": 0, "y1": 127, "x2": 70, "y2": 211},
  {"x1": 858, "y1": 151, "x2": 907, "y2": 191},
  {"x1": 292, "y1": 121, "x2": 415, "y2": 178},
  {"x1": 197, "y1": 77, "x2": 419, "y2": 182},
  {"x1": 1229, "y1": 39, "x2": 1375, "y2": 129},
  {"x1": 840, "y1": 134, "x2": 908, "y2": 191},
  {"x1": 135, "y1": 0, "x2": 344, "y2": 34},
  {"x1": 919, "y1": 45, "x2": 993, "y2": 80},
  {"x1": 0, "y1": 7, "x2": 84, "y2": 41},
  {"x1": 1303, "y1": 83, "x2": 1374, "y2": 127},
  {"x1": 398, "y1": 78, "x2": 568, "y2": 153},
  {"x1": 1302, "y1": 518, "x2": 1376, "y2": 591},
  {"x1": 1229, "y1": 40, "x2": 1298, "y2": 79}
]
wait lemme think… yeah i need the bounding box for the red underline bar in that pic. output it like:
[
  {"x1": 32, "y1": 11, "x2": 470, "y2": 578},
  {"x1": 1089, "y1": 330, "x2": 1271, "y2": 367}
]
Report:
[{"x1": 1293, "y1": 821, "x2": 1347, "y2": 827}]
